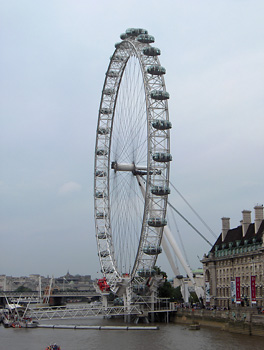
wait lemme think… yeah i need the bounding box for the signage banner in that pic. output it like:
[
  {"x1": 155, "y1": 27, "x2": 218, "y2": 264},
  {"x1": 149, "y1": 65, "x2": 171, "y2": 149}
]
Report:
[
  {"x1": 205, "y1": 282, "x2": 210, "y2": 303},
  {"x1": 251, "y1": 276, "x2": 256, "y2": 303},
  {"x1": 230, "y1": 280, "x2": 236, "y2": 303},
  {"x1": 236, "y1": 277, "x2": 241, "y2": 303}
]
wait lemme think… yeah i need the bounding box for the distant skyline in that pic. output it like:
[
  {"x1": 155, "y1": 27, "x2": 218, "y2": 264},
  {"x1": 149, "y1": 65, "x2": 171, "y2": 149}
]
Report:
[{"x1": 1, "y1": 1, "x2": 264, "y2": 279}]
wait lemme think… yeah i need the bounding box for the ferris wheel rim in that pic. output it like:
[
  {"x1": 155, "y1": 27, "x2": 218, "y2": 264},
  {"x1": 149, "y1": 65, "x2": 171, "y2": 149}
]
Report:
[{"x1": 94, "y1": 29, "x2": 171, "y2": 292}]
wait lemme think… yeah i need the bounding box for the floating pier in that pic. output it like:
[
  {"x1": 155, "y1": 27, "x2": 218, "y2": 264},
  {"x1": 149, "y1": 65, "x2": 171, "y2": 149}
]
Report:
[{"x1": 38, "y1": 324, "x2": 159, "y2": 330}]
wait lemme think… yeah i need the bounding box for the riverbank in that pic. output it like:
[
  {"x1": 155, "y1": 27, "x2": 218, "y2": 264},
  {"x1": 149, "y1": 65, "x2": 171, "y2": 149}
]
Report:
[{"x1": 173, "y1": 308, "x2": 264, "y2": 336}]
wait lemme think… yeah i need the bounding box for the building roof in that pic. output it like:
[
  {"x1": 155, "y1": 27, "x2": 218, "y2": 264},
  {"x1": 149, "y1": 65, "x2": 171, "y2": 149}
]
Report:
[{"x1": 210, "y1": 220, "x2": 264, "y2": 253}]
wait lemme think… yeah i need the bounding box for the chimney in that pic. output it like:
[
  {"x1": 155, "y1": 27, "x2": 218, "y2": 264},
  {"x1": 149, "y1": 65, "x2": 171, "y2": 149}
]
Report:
[
  {"x1": 242, "y1": 210, "x2": 251, "y2": 237},
  {"x1": 254, "y1": 205, "x2": 264, "y2": 233},
  {"x1": 221, "y1": 217, "x2": 230, "y2": 241}
]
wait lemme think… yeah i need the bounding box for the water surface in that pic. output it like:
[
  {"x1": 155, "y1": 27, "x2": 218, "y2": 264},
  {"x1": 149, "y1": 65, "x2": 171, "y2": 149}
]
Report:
[{"x1": 1, "y1": 317, "x2": 263, "y2": 350}]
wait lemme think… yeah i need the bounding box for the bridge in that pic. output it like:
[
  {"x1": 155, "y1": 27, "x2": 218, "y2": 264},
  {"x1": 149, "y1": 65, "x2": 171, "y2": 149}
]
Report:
[
  {"x1": 0, "y1": 290, "x2": 101, "y2": 309},
  {"x1": 0, "y1": 290, "x2": 100, "y2": 298}
]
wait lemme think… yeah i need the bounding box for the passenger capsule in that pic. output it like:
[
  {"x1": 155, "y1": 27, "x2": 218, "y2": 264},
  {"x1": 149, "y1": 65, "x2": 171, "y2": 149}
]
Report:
[
  {"x1": 100, "y1": 250, "x2": 110, "y2": 258},
  {"x1": 103, "y1": 88, "x2": 114, "y2": 96},
  {"x1": 96, "y1": 170, "x2": 106, "y2": 177},
  {"x1": 132, "y1": 284, "x2": 148, "y2": 294},
  {"x1": 150, "y1": 90, "x2": 170, "y2": 100},
  {"x1": 115, "y1": 42, "x2": 122, "y2": 48},
  {"x1": 147, "y1": 65, "x2": 166, "y2": 75},
  {"x1": 125, "y1": 28, "x2": 148, "y2": 37},
  {"x1": 111, "y1": 54, "x2": 125, "y2": 61},
  {"x1": 151, "y1": 186, "x2": 170, "y2": 196},
  {"x1": 96, "y1": 149, "x2": 108, "y2": 156},
  {"x1": 152, "y1": 120, "x2": 172, "y2": 130},
  {"x1": 96, "y1": 212, "x2": 107, "y2": 219},
  {"x1": 143, "y1": 245, "x2": 162, "y2": 255},
  {"x1": 100, "y1": 108, "x2": 112, "y2": 115},
  {"x1": 98, "y1": 127, "x2": 110, "y2": 135},
  {"x1": 107, "y1": 70, "x2": 119, "y2": 78},
  {"x1": 113, "y1": 297, "x2": 124, "y2": 306},
  {"x1": 143, "y1": 47, "x2": 161, "y2": 56},
  {"x1": 137, "y1": 269, "x2": 156, "y2": 277},
  {"x1": 152, "y1": 152, "x2": 172, "y2": 162},
  {"x1": 95, "y1": 191, "x2": 106, "y2": 198},
  {"x1": 137, "y1": 34, "x2": 155, "y2": 44},
  {"x1": 120, "y1": 33, "x2": 129, "y2": 40},
  {"x1": 148, "y1": 217, "x2": 167, "y2": 227},
  {"x1": 97, "y1": 232, "x2": 108, "y2": 239}
]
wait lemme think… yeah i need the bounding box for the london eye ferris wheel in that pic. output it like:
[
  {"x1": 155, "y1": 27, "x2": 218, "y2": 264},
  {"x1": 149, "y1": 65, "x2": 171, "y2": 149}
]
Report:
[{"x1": 94, "y1": 28, "x2": 172, "y2": 293}]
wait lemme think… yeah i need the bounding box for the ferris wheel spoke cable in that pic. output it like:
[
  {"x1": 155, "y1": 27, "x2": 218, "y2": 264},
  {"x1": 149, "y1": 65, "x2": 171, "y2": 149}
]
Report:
[
  {"x1": 116, "y1": 62, "x2": 142, "y2": 117},
  {"x1": 116, "y1": 188, "x2": 141, "y2": 271},
  {"x1": 111, "y1": 123, "x2": 147, "y2": 166},
  {"x1": 113, "y1": 63, "x2": 146, "y2": 163},
  {"x1": 111, "y1": 180, "x2": 144, "y2": 237},
  {"x1": 113, "y1": 100, "x2": 146, "y2": 163},
  {"x1": 120, "y1": 85, "x2": 145, "y2": 141},
  {"x1": 109, "y1": 173, "x2": 127, "y2": 197},
  {"x1": 110, "y1": 173, "x2": 143, "y2": 271},
  {"x1": 111, "y1": 186, "x2": 133, "y2": 231},
  {"x1": 167, "y1": 201, "x2": 213, "y2": 247},
  {"x1": 116, "y1": 198, "x2": 140, "y2": 272},
  {"x1": 113, "y1": 120, "x2": 145, "y2": 163},
  {"x1": 112, "y1": 111, "x2": 145, "y2": 163},
  {"x1": 169, "y1": 180, "x2": 217, "y2": 239},
  {"x1": 110, "y1": 172, "x2": 145, "y2": 206},
  {"x1": 167, "y1": 206, "x2": 190, "y2": 265}
]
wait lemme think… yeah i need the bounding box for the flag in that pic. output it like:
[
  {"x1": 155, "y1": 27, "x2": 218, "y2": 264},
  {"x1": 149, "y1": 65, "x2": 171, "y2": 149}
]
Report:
[
  {"x1": 251, "y1": 276, "x2": 256, "y2": 304},
  {"x1": 236, "y1": 277, "x2": 241, "y2": 303}
]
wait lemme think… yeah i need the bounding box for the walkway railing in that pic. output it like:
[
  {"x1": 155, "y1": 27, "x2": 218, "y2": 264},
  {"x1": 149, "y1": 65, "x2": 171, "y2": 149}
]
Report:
[{"x1": 27, "y1": 304, "x2": 143, "y2": 320}]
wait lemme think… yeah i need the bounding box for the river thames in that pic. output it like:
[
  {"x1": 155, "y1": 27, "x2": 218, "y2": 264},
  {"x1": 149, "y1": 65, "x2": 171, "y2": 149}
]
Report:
[{"x1": 1, "y1": 317, "x2": 263, "y2": 350}]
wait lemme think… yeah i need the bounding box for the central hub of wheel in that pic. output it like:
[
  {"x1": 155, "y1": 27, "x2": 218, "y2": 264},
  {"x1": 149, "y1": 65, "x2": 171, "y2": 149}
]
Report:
[
  {"x1": 111, "y1": 162, "x2": 136, "y2": 172},
  {"x1": 111, "y1": 162, "x2": 148, "y2": 175},
  {"x1": 111, "y1": 162, "x2": 161, "y2": 176}
]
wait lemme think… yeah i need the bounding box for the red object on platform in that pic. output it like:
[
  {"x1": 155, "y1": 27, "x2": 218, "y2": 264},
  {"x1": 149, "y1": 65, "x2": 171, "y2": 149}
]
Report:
[{"x1": 98, "y1": 277, "x2": 110, "y2": 292}]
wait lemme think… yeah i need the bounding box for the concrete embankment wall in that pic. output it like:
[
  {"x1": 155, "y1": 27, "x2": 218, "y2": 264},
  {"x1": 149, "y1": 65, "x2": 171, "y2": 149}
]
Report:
[{"x1": 174, "y1": 308, "x2": 264, "y2": 337}]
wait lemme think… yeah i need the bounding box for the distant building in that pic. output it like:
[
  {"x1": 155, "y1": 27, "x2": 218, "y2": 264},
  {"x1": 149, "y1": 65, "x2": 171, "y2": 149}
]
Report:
[
  {"x1": 0, "y1": 274, "x2": 50, "y2": 291},
  {"x1": 173, "y1": 268, "x2": 204, "y2": 303},
  {"x1": 173, "y1": 269, "x2": 204, "y2": 289},
  {"x1": 0, "y1": 275, "x2": 7, "y2": 291},
  {"x1": 0, "y1": 272, "x2": 95, "y2": 293},
  {"x1": 55, "y1": 272, "x2": 94, "y2": 291},
  {"x1": 202, "y1": 205, "x2": 264, "y2": 308}
]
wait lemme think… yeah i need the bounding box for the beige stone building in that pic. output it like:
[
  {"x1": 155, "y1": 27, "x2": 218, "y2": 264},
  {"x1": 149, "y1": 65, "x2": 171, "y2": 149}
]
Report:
[{"x1": 202, "y1": 205, "x2": 264, "y2": 308}]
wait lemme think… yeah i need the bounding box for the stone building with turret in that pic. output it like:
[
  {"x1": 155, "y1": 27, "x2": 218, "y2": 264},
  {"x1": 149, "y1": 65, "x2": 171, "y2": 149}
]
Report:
[{"x1": 202, "y1": 205, "x2": 264, "y2": 308}]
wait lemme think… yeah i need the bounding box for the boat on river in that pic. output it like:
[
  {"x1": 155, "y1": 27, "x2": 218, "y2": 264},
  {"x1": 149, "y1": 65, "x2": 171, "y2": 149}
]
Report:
[
  {"x1": 1, "y1": 305, "x2": 38, "y2": 328},
  {"x1": 45, "y1": 344, "x2": 61, "y2": 350},
  {"x1": 189, "y1": 323, "x2": 200, "y2": 330}
]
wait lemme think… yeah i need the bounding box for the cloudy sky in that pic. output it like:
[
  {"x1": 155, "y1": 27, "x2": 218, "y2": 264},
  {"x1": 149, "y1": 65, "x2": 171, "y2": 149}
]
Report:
[{"x1": 1, "y1": 0, "x2": 263, "y2": 279}]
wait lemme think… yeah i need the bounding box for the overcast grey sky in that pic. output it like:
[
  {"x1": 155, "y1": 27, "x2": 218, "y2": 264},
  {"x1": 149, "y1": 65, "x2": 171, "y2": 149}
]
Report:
[{"x1": 1, "y1": 0, "x2": 264, "y2": 279}]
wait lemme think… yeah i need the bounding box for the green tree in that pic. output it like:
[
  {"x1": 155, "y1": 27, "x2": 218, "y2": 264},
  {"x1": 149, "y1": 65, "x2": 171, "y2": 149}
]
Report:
[
  {"x1": 189, "y1": 291, "x2": 199, "y2": 304},
  {"x1": 154, "y1": 266, "x2": 167, "y2": 279},
  {"x1": 174, "y1": 286, "x2": 183, "y2": 302},
  {"x1": 158, "y1": 281, "x2": 183, "y2": 301}
]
